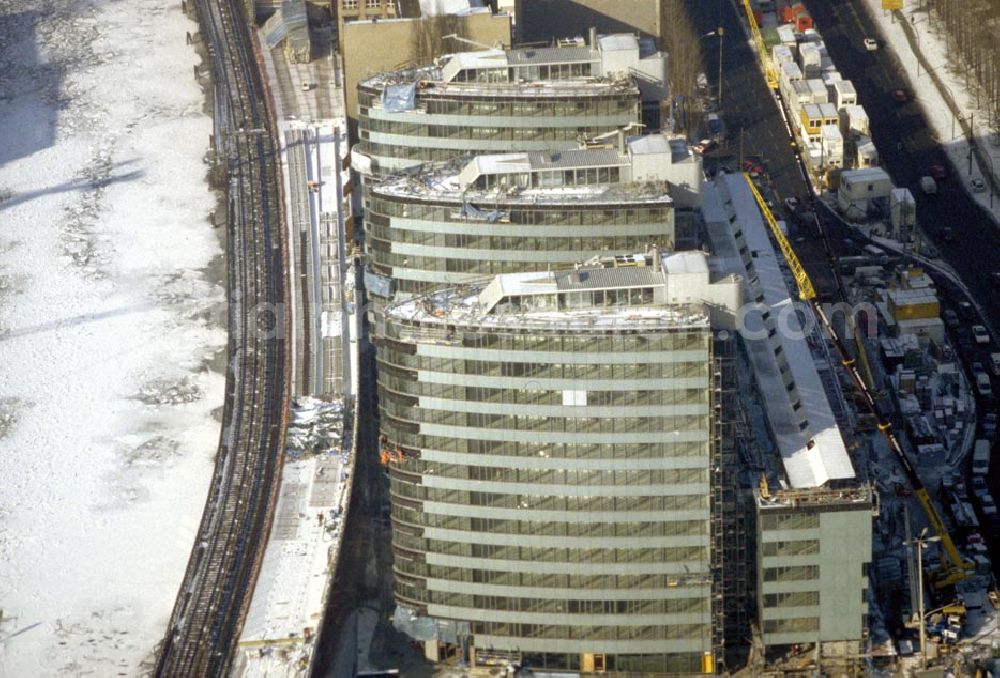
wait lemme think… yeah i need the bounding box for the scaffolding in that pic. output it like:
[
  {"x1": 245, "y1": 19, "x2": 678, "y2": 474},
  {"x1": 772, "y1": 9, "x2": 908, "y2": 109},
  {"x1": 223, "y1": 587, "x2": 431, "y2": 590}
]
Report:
[{"x1": 711, "y1": 333, "x2": 752, "y2": 670}]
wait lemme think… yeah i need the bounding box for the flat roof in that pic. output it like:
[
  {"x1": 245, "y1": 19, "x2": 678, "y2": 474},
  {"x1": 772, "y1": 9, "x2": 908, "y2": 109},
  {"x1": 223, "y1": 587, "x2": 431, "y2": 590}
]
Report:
[
  {"x1": 705, "y1": 175, "x2": 856, "y2": 489},
  {"x1": 372, "y1": 155, "x2": 673, "y2": 206}
]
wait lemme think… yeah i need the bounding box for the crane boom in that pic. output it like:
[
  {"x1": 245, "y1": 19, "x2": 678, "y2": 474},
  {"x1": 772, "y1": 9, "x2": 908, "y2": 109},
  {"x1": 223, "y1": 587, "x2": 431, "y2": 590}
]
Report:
[
  {"x1": 741, "y1": 0, "x2": 779, "y2": 89},
  {"x1": 742, "y1": 173, "x2": 971, "y2": 587}
]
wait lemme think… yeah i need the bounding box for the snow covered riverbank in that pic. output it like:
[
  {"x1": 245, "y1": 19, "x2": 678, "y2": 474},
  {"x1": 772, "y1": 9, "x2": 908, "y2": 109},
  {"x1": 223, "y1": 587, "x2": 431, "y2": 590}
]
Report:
[{"x1": 0, "y1": 0, "x2": 225, "y2": 674}]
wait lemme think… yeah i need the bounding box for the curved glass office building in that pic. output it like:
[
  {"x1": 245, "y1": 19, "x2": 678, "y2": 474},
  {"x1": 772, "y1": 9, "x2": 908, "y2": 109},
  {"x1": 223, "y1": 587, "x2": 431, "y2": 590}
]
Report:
[
  {"x1": 377, "y1": 252, "x2": 742, "y2": 673},
  {"x1": 352, "y1": 34, "x2": 668, "y2": 179},
  {"x1": 363, "y1": 135, "x2": 707, "y2": 323}
]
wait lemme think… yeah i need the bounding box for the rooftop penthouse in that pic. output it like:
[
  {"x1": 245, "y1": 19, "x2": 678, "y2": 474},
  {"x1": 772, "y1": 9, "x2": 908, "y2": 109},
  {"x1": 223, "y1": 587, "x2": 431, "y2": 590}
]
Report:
[
  {"x1": 363, "y1": 135, "x2": 702, "y2": 310},
  {"x1": 386, "y1": 249, "x2": 742, "y2": 332},
  {"x1": 353, "y1": 33, "x2": 668, "y2": 177},
  {"x1": 373, "y1": 132, "x2": 702, "y2": 208}
]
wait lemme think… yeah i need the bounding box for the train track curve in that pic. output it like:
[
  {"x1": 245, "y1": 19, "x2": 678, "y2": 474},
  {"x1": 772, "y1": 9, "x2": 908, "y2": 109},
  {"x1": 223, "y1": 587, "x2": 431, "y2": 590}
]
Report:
[{"x1": 154, "y1": 0, "x2": 289, "y2": 675}]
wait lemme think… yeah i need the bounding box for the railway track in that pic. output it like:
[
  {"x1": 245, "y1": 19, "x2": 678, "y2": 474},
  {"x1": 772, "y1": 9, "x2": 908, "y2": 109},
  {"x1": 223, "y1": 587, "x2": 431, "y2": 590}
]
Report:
[{"x1": 155, "y1": 0, "x2": 288, "y2": 675}]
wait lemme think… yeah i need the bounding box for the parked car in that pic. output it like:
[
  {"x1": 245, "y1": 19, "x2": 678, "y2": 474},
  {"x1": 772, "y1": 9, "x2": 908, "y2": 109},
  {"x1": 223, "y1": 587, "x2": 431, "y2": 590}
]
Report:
[
  {"x1": 943, "y1": 310, "x2": 960, "y2": 329},
  {"x1": 991, "y1": 352, "x2": 1000, "y2": 376},
  {"x1": 973, "y1": 325, "x2": 991, "y2": 345},
  {"x1": 959, "y1": 301, "x2": 975, "y2": 319},
  {"x1": 971, "y1": 177, "x2": 987, "y2": 192},
  {"x1": 864, "y1": 38, "x2": 878, "y2": 51},
  {"x1": 976, "y1": 373, "x2": 993, "y2": 398},
  {"x1": 930, "y1": 164, "x2": 948, "y2": 179},
  {"x1": 893, "y1": 88, "x2": 908, "y2": 103},
  {"x1": 784, "y1": 196, "x2": 800, "y2": 212}
]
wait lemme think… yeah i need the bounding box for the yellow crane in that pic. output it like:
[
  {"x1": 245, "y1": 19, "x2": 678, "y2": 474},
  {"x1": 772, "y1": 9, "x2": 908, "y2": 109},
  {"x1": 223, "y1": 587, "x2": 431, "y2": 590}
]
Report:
[
  {"x1": 743, "y1": 173, "x2": 972, "y2": 588},
  {"x1": 741, "y1": 0, "x2": 779, "y2": 89}
]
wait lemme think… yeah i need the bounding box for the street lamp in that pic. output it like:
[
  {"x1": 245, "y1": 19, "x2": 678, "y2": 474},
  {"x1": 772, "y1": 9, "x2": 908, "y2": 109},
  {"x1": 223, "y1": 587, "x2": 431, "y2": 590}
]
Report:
[
  {"x1": 703, "y1": 29, "x2": 724, "y2": 108},
  {"x1": 903, "y1": 528, "x2": 942, "y2": 669}
]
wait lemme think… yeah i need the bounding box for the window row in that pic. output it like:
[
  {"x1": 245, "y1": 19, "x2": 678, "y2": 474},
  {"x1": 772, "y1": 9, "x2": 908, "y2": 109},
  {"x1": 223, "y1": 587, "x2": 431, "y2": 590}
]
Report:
[
  {"x1": 394, "y1": 537, "x2": 707, "y2": 566},
  {"x1": 398, "y1": 585, "x2": 707, "y2": 617},
  {"x1": 367, "y1": 197, "x2": 671, "y2": 226},
  {"x1": 389, "y1": 488, "x2": 709, "y2": 513},
  {"x1": 759, "y1": 512, "x2": 820, "y2": 532},
  {"x1": 469, "y1": 621, "x2": 708, "y2": 643},
  {"x1": 762, "y1": 591, "x2": 820, "y2": 608},
  {"x1": 411, "y1": 513, "x2": 707, "y2": 538},
  {"x1": 378, "y1": 354, "x2": 709, "y2": 380},
  {"x1": 761, "y1": 539, "x2": 820, "y2": 558},
  {"x1": 381, "y1": 430, "x2": 710, "y2": 459},
  {"x1": 397, "y1": 563, "x2": 709, "y2": 592},
  {"x1": 376, "y1": 381, "x2": 709, "y2": 408}
]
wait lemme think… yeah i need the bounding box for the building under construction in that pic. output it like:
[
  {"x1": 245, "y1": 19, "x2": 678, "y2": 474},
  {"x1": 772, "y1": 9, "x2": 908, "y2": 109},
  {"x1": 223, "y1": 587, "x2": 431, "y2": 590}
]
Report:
[
  {"x1": 378, "y1": 250, "x2": 742, "y2": 673},
  {"x1": 363, "y1": 132, "x2": 704, "y2": 326},
  {"x1": 351, "y1": 31, "x2": 668, "y2": 179},
  {"x1": 703, "y1": 172, "x2": 874, "y2": 672}
]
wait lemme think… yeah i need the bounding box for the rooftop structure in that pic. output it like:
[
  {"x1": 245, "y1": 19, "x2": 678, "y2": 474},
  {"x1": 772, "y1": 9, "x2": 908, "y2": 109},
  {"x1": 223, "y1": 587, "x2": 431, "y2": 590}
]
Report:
[
  {"x1": 363, "y1": 134, "x2": 702, "y2": 320},
  {"x1": 378, "y1": 250, "x2": 741, "y2": 673},
  {"x1": 702, "y1": 174, "x2": 872, "y2": 662},
  {"x1": 704, "y1": 175, "x2": 855, "y2": 489},
  {"x1": 353, "y1": 33, "x2": 668, "y2": 177}
]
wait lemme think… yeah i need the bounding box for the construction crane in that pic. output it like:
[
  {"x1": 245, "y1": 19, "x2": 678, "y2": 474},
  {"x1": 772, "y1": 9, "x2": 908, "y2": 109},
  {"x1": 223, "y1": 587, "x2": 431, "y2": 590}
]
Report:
[
  {"x1": 741, "y1": 0, "x2": 779, "y2": 89},
  {"x1": 743, "y1": 173, "x2": 972, "y2": 589}
]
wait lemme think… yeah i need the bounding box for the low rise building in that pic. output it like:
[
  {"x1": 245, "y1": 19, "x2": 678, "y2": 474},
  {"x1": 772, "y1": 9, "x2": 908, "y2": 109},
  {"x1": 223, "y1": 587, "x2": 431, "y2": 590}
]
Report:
[{"x1": 837, "y1": 167, "x2": 892, "y2": 220}]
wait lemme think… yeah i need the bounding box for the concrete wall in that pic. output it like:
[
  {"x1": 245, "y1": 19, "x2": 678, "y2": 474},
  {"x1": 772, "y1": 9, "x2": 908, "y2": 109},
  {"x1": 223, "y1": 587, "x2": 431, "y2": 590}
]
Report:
[
  {"x1": 515, "y1": 0, "x2": 660, "y2": 44},
  {"x1": 340, "y1": 13, "x2": 512, "y2": 127}
]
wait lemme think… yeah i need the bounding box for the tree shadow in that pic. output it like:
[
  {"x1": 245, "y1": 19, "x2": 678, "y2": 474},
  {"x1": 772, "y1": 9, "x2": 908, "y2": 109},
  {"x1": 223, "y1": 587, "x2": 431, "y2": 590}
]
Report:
[
  {"x1": 0, "y1": 161, "x2": 144, "y2": 212},
  {"x1": 0, "y1": 302, "x2": 154, "y2": 341}
]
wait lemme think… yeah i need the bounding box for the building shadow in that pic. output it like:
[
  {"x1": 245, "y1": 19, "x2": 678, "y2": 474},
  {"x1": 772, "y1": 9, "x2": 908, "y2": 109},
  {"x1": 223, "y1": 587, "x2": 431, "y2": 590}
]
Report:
[{"x1": 0, "y1": 10, "x2": 63, "y2": 168}]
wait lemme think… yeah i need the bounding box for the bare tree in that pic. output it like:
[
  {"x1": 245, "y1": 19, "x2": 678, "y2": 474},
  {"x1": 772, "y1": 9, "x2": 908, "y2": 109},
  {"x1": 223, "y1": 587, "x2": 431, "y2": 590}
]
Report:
[{"x1": 659, "y1": 0, "x2": 704, "y2": 134}]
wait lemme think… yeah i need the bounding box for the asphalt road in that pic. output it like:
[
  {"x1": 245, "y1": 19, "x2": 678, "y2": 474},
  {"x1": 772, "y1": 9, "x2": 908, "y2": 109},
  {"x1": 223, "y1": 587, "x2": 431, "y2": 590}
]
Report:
[
  {"x1": 803, "y1": 0, "x2": 1000, "y2": 331},
  {"x1": 687, "y1": 0, "x2": 840, "y2": 299}
]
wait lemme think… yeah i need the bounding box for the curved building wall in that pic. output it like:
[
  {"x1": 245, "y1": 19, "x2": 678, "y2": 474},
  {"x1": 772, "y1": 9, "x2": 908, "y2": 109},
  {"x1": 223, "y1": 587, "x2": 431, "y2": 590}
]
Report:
[
  {"x1": 356, "y1": 85, "x2": 641, "y2": 177},
  {"x1": 365, "y1": 192, "x2": 674, "y2": 302},
  {"x1": 377, "y1": 314, "x2": 718, "y2": 673}
]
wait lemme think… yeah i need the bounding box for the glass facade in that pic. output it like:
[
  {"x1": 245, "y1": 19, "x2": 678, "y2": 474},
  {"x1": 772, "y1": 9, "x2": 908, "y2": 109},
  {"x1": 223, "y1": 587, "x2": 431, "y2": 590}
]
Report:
[
  {"x1": 365, "y1": 193, "x2": 674, "y2": 303},
  {"x1": 355, "y1": 84, "x2": 642, "y2": 177},
  {"x1": 378, "y1": 309, "x2": 721, "y2": 671}
]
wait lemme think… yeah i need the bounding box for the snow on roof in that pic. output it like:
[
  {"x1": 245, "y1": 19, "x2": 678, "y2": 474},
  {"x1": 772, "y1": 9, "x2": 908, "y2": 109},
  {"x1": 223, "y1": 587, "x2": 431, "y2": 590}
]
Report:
[
  {"x1": 663, "y1": 250, "x2": 709, "y2": 275},
  {"x1": 709, "y1": 175, "x2": 856, "y2": 489},
  {"x1": 451, "y1": 48, "x2": 507, "y2": 70},
  {"x1": 842, "y1": 166, "x2": 890, "y2": 182},
  {"x1": 627, "y1": 133, "x2": 671, "y2": 155},
  {"x1": 419, "y1": 0, "x2": 488, "y2": 15},
  {"x1": 598, "y1": 34, "x2": 640, "y2": 52}
]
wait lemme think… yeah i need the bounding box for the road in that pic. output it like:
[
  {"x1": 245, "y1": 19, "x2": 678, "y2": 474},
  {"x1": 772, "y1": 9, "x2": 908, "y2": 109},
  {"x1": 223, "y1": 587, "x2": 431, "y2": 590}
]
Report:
[
  {"x1": 802, "y1": 0, "x2": 1000, "y2": 331},
  {"x1": 688, "y1": 0, "x2": 841, "y2": 300},
  {"x1": 691, "y1": 0, "x2": 1000, "y2": 612},
  {"x1": 154, "y1": 0, "x2": 289, "y2": 675}
]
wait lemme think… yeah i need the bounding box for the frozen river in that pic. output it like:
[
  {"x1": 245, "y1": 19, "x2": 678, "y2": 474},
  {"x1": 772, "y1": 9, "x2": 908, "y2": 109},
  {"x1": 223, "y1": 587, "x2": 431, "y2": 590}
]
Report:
[{"x1": 0, "y1": 0, "x2": 225, "y2": 674}]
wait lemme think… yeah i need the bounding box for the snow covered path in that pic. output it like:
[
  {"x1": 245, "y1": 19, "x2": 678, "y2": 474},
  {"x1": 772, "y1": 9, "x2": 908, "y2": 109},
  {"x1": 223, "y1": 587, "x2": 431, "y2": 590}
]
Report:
[
  {"x1": 0, "y1": 0, "x2": 225, "y2": 674},
  {"x1": 860, "y1": 0, "x2": 1000, "y2": 224}
]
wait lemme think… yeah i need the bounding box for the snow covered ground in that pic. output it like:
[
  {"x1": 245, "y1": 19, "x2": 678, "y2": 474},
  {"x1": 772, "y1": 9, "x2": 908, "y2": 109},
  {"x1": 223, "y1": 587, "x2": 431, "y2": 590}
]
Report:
[
  {"x1": 860, "y1": 0, "x2": 1000, "y2": 225},
  {"x1": 0, "y1": 1, "x2": 225, "y2": 674}
]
